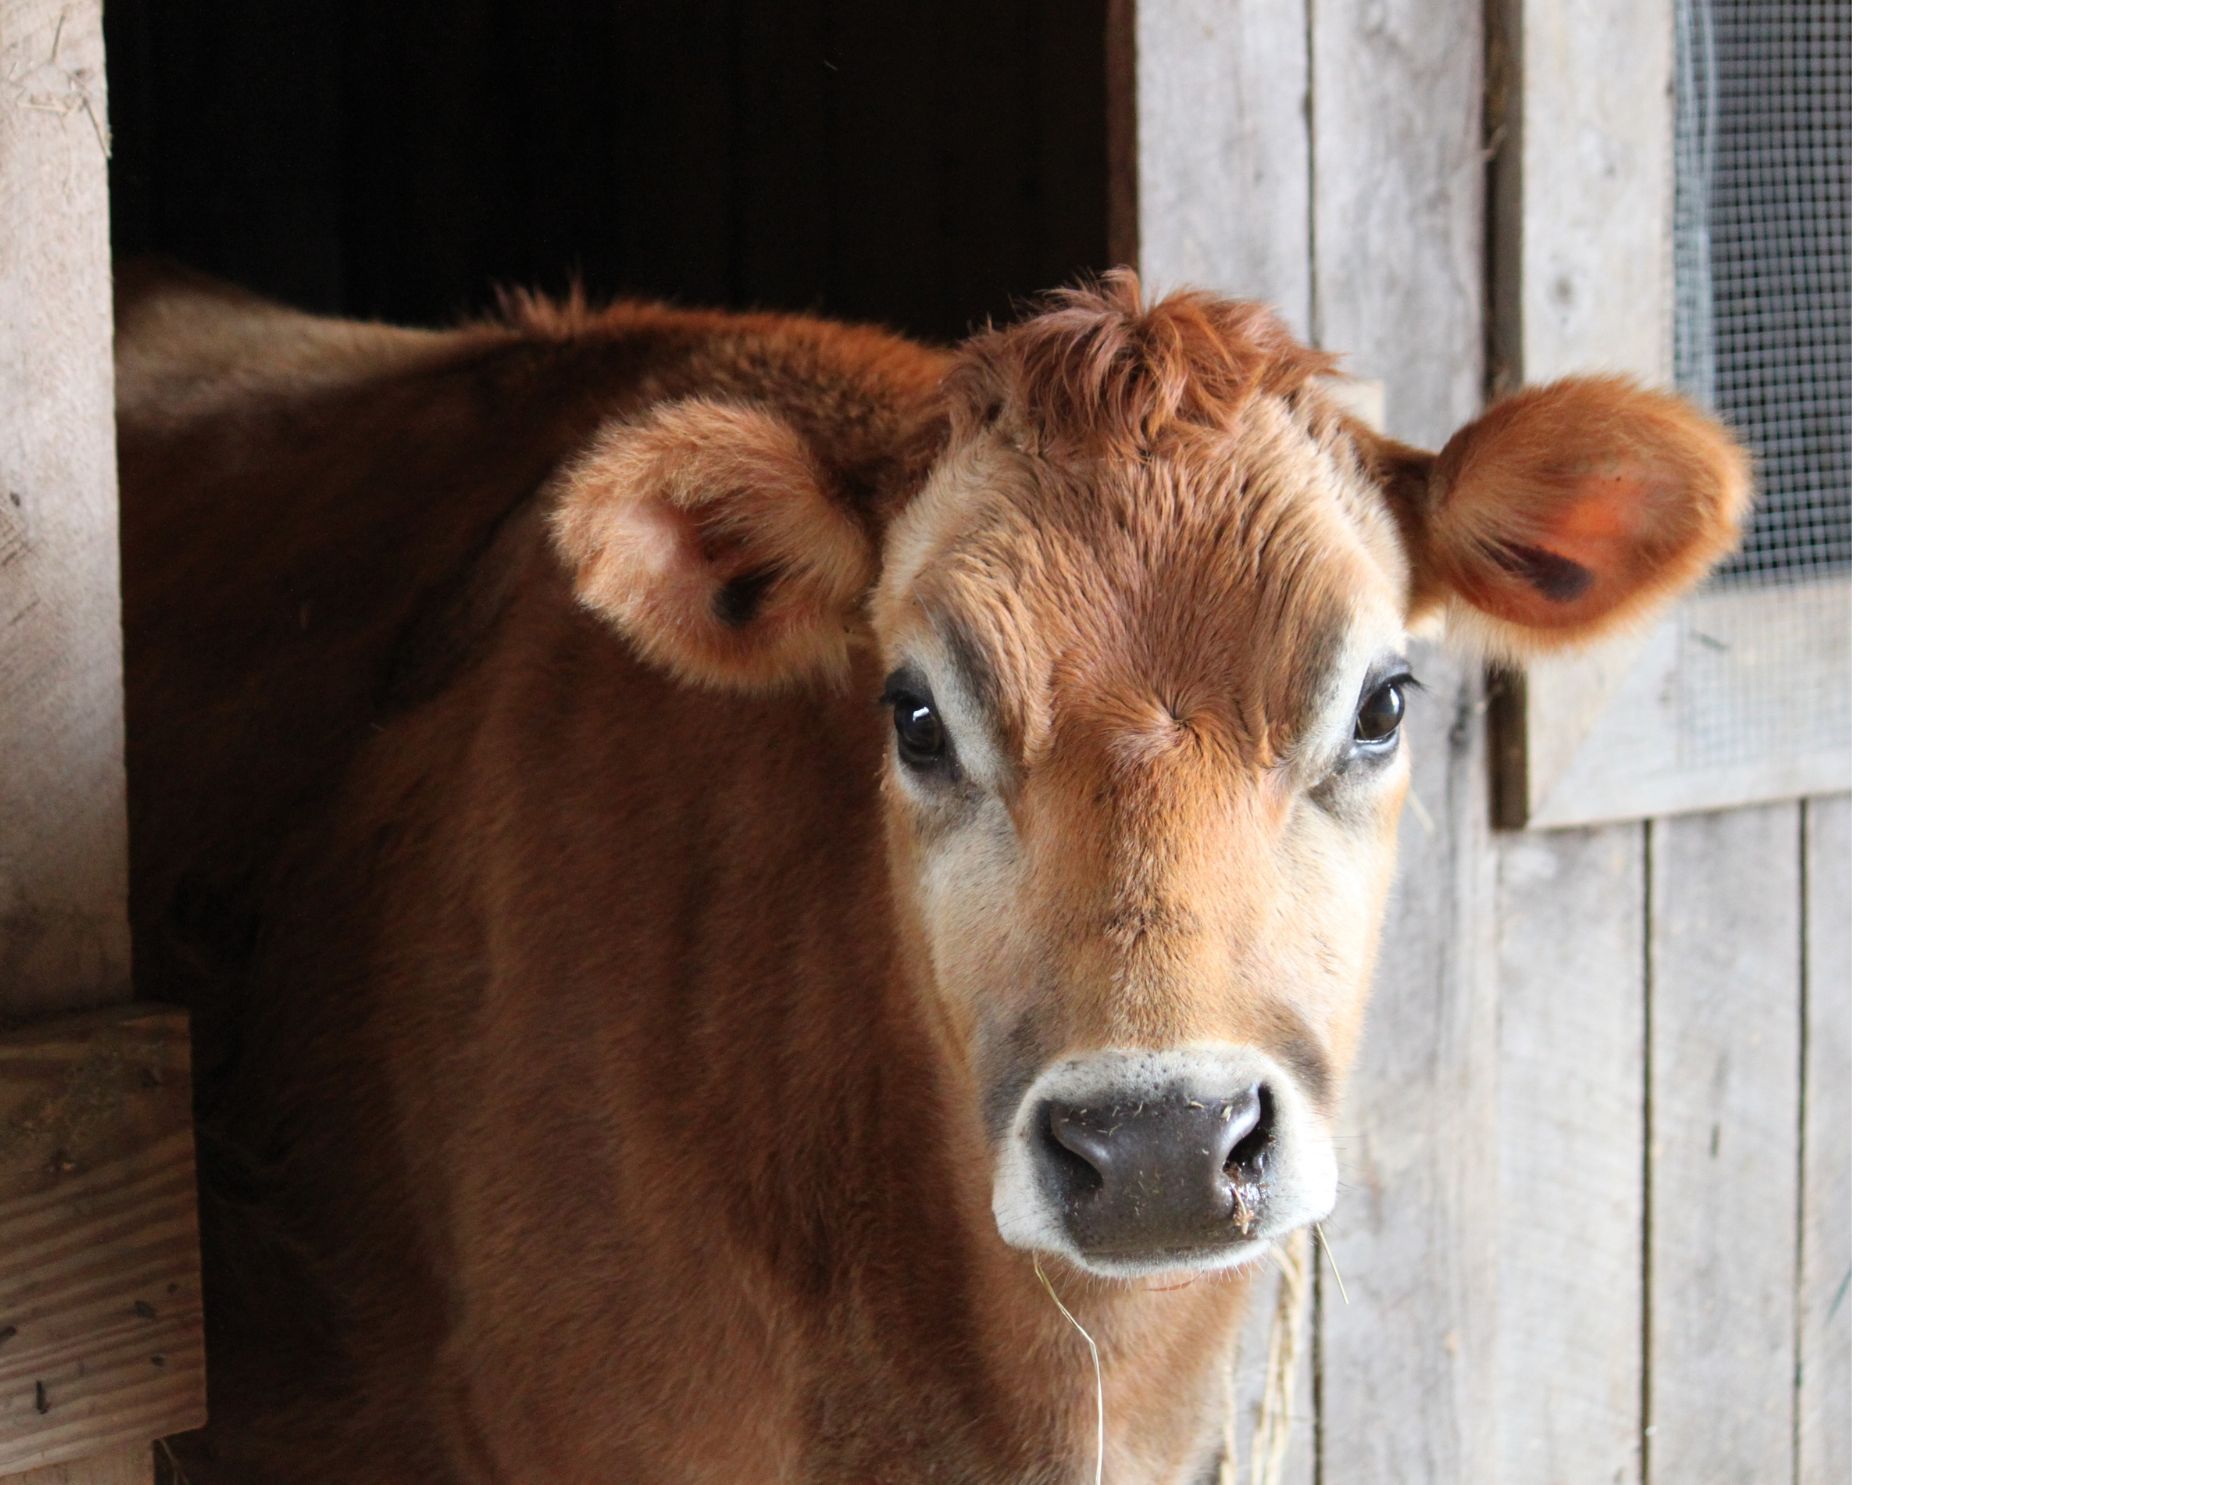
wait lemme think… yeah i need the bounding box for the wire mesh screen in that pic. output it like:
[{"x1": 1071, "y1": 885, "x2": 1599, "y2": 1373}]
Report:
[
  {"x1": 1667, "y1": 0, "x2": 1850, "y2": 774},
  {"x1": 1676, "y1": 0, "x2": 1851, "y2": 582}
]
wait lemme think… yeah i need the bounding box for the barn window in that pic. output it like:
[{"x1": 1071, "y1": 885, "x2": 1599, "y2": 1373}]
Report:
[{"x1": 1492, "y1": 0, "x2": 1854, "y2": 827}]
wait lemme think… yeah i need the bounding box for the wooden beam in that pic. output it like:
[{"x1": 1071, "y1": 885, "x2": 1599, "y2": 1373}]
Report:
[
  {"x1": 1799, "y1": 796, "x2": 1853, "y2": 1485},
  {"x1": 4, "y1": 5, "x2": 191, "y2": 1479},
  {"x1": 1478, "y1": 827, "x2": 1649, "y2": 1485},
  {"x1": 1127, "y1": 0, "x2": 1312, "y2": 330},
  {"x1": 1523, "y1": 577, "x2": 1853, "y2": 828},
  {"x1": 0, "y1": 0, "x2": 132, "y2": 1019},
  {"x1": 0, "y1": 1008, "x2": 204, "y2": 1474},
  {"x1": 1647, "y1": 804, "x2": 1803, "y2": 1485},
  {"x1": 1308, "y1": 1, "x2": 1490, "y2": 1477}
]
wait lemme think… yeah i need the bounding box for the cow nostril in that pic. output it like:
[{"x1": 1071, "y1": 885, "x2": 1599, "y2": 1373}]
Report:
[
  {"x1": 1041, "y1": 1106, "x2": 1107, "y2": 1198},
  {"x1": 1223, "y1": 1083, "x2": 1274, "y2": 1178}
]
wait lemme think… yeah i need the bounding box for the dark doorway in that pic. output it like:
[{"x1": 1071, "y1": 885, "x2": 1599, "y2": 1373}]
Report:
[{"x1": 104, "y1": 1, "x2": 1114, "y2": 340}]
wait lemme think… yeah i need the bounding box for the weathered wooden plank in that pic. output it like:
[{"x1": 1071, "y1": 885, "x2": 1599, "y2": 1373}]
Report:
[
  {"x1": 1308, "y1": 0, "x2": 1486, "y2": 450},
  {"x1": 0, "y1": 1007, "x2": 204, "y2": 1473},
  {"x1": 1647, "y1": 803, "x2": 1802, "y2": 1485},
  {"x1": 1129, "y1": 0, "x2": 1313, "y2": 329},
  {"x1": 3, "y1": 13, "x2": 196, "y2": 1479},
  {"x1": 1527, "y1": 578, "x2": 1852, "y2": 828},
  {"x1": 1481, "y1": 825, "x2": 1649, "y2": 1485},
  {"x1": 1486, "y1": 0, "x2": 1685, "y2": 829},
  {"x1": 1799, "y1": 795, "x2": 1852, "y2": 1485},
  {"x1": 1306, "y1": 1, "x2": 1488, "y2": 1478},
  {"x1": 0, "y1": 0, "x2": 131, "y2": 1018},
  {"x1": 9, "y1": 1450, "x2": 150, "y2": 1485}
]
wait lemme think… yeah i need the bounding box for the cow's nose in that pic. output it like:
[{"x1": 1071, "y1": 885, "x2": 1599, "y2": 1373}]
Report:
[{"x1": 1036, "y1": 1084, "x2": 1274, "y2": 1258}]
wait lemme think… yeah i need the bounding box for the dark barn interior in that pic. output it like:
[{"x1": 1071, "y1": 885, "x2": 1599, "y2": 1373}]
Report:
[{"x1": 104, "y1": 0, "x2": 1114, "y2": 340}]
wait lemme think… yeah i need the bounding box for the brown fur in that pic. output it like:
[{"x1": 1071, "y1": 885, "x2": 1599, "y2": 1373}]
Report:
[{"x1": 120, "y1": 268, "x2": 1746, "y2": 1483}]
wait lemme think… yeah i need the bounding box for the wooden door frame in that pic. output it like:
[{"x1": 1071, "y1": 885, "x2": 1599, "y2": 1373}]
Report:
[
  {"x1": 2, "y1": 4, "x2": 205, "y2": 1479},
  {"x1": 1488, "y1": 0, "x2": 1852, "y2": 829}
]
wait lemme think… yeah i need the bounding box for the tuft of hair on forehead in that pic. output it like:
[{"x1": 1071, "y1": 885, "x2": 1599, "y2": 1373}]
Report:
[{"x1": 947, "y1": 270, "x2": 1341, "y2": 455}]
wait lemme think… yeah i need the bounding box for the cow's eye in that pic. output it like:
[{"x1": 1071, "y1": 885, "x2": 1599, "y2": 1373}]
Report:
[
  {"x1": 1353, "y1": 676, "x2": 1410, "y2": 747},
  {"x1": 891, "y1": 694, "x2": 948, "y2": 767}
]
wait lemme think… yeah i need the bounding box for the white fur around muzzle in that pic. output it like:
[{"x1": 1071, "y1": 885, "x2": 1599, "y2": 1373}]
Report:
[{"x1": 990, "y1": 1043, "x2": 1339, "y2": 1279}]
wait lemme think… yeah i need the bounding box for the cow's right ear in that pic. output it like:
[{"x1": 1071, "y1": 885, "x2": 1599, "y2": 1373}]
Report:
[{"x1": 548, "y1": 398, "x2": 875, "y2": 690}]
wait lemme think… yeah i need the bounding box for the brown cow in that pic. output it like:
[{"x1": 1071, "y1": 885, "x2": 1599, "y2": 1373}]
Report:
[{"x1": 118, "y1": 268, "x2": 1746, "y2": 1483}]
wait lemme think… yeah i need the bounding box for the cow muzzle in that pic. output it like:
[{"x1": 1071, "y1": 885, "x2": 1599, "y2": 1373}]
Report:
[{"x1": 991, "y1": 1046, "x2": 1337, "y2": 1277}]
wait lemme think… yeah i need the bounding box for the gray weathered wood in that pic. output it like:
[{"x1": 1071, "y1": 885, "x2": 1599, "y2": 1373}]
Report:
[
  {"x1": 1479, "y1": 2, "x2": 1662, "y2": 1478},
  {"x1": 1481, "y1": 826, "x2": 1649, "y2": 1485},
  {"x1": 1799, "y1": 795, "x2": 1852, "y2": 1485},
  {"x1": 3, "y1": 6, "x2": 169, "y2": 1480},
  {"x1": 1, "y1": 0, "x2": 131, "y2": 1018},
  {"x1": 1528, "y1": 578, "x2": 1852, "y2": 828},
  {"x1": 1307, "y1": 0, "x2": 1485, "y2": 451},
  {"x1": 1647, "y1": 803, "x2": 1802, "y2": 1485},
  {"x1": 1307, "y1": 1, "x2": 1488, "y2": 1478},
  {"x1": 1128, "y1": 0, "x2": 1312, "y2": 331},
  {"x1": 1490, "y1": 0, "x2": 1675, "y2": 825},
  {"x1": 1492, "y1": 0, "x2": 1852, "y2": 827}
]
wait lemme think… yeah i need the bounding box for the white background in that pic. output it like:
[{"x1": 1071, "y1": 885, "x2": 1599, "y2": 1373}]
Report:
[{"x1": 1865, "y1": 2, "x2": 2234, "y2": 1476}]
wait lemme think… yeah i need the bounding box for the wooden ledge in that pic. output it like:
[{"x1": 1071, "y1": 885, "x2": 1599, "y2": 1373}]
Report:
[{"x1": 0, "y1": 1005, "x2": 204, "y2": 1472}]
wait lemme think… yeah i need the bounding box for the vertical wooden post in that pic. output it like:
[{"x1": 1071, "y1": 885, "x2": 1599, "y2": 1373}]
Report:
[
  {"x1": 1798, "y1": 796, "x2": 1852, "y2": 1485},
  {"x1": 1, "y1": 0, "x2": 130, "y2": 1017},
  {"x1": 1472, "y1": 0, "x2": 1668, "y2": 1480},
  {"x1": 3, "y1": 3, "x2": 195, "y2": 1479},
  {"x1": 1647, "y1": 805, "x2": 1803, "y2": 1485},
  {"x1": 1306, "y1": 2, "x2": 1492, "y2": 1480}
]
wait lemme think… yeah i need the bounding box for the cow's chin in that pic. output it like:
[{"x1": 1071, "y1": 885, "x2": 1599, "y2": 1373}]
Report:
[{"x1": 1027, "y1": 1231, "x2": 1285, "y2": 1283}]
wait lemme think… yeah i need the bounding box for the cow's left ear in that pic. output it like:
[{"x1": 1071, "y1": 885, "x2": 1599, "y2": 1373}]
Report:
[
  {"x1": 548, "y1": 398, "x2": 874, "y2": 690},
  {"x1": 1385, "y1": 376, "x2": 1751, "y2": 656}
]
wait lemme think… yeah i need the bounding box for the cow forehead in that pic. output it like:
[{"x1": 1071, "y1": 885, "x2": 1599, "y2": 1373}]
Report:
[{"x1": 873, "y1": 394, "x2": 1411, "y2": 764}]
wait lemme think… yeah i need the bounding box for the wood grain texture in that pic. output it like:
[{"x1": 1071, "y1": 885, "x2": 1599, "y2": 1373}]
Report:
[
  {"x1": 0, "y1": 0, "x2": 131, "y2": 1018},
  {"x1": 8, "y1": 1449, "x2": 150, "y2": 1485},
  {"x1": 1647, "y1": 804, "x2": 1802, "y2": 1485},
  {"x1": 1307, "y1": 1, "x2": 1488, "y2": 1477},
  {"x1": 1481, "y1": 827, "x2": 1649, "y2": 1485},
  {"x1": 1308, "y1": 0, "x2": 1487, "y2": 449},
  {"x1": 0, "y1": 1008, "x2": 204, "y2": 1473},
  {"x1": 1490, "y1": 0, "x2": 1676, "y2": 826},
  {"x1": 1491, "y1": 0, "x2": 1851, "y2": 827},
  {"x1": 1799, "y1": 795, "x2": 1852, "y2": 1485},
  {"x1": 1129, "y1": 0, "x2": 1312, "y2": 329},
  {"x1": 1527, "y1": 579, "x2": 1852, "y2": 828}
]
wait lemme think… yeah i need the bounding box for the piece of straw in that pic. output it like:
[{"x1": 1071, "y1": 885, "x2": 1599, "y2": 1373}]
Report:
[
  {"x1": 1316, "y1": 1223, "x2": 1350, "y2": 1307},
  {"x1": 1034, "y1": 1254, "x2": 1105, "y2": 1485}
]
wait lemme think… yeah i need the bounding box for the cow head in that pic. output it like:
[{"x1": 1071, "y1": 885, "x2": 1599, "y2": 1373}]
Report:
[{"x1": 551, "y1": 275, "x2": 1748, "y2": 1278}]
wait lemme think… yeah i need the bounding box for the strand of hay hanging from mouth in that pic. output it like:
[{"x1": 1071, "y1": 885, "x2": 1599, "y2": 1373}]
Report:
[{"x1": 1218, "y1": 1230, "x2": 1311, "y2": 1485}]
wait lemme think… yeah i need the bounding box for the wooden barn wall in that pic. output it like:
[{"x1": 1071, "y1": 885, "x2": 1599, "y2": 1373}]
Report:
[
  {"x1": 1131, "y1": 2, "x2": 1853, "y2": 1482},
  {"x1": 103, "y1": 0, "x2": 1108, "y2": 342},
  {"x1": 3, "y1": 3, "x2": 193, "y2": 1481}
]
